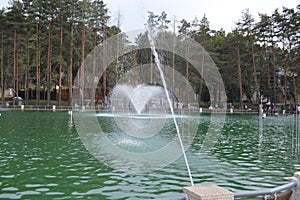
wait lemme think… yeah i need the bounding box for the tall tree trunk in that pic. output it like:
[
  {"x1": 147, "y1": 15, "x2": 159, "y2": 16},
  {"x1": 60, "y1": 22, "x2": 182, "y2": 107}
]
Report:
[
  {"x1": 25, "y1": 35, "x2": 30, "y2": 105},
  {"x1": 185, "y1": 41, "x2": 190, "y2": 104},
  {"x1": 150, "y1": 49, "x2": 153, "y2": 84},
  {"x1": 120, "y1": 44, "x2": 125, "y2": 77},
  {"x1": 237, "y1": 44, "x2": 243, "y2": 109},
  {"x1": 283, "y1": 56, "x2": 287, "y2": 106},
  {"x1": 1, "y1": 28, "x2": 4, "y2": 105},
  {"x1": 283, "y1": 55, "x2": 289, "y2": 104},
  {"x1": 92, "y1": 32, "x2": 97, "y2": 107},
  {"x1": 80, "y1": 23, "x2": 85, "y2": 108},
  {"x1": 36, "y1": 21, "x2": 40, "y2": 106},
  {"x1": 58, "y1": 16, "x2": 63, "y2": 106},
  {"x1": 115, "y1": 15, "x2": 120, "y2": 84},
  {"x1": 264, "y1": 45, "x2": 271, "y2": 99},
  {"x1": 172, "y1": 18, "x2": 176, "y2": 92},
  {"x1": 115, "y1": 35, "x2": 119, "y2": 83},
  {"x1": 283, "y1": 67, "x2": 287, "y2": 105},
  {"x1": 102, "y1": 27, "x2": 107, "y2": 101},
  {"x1": 292, "y1": 71, "x2": 297, "y2": 104},
  {"x1": 271, "y1": 42, "x2": 277, "y2": 105},
  {"x1": 14, "y1": 29, "x2": 18, "y2": 105},
  {"x1": 198, "y1": 54, "x2": 205, "y2": 108},
  {"x1": 251, "y1": 42, "x2": 259, "y2": 104},
  {"x1": 47, "y1": 23, "x2": 52, "y2": 106},
  {"x1": 185, "y1": 42, "x2": 189, "y2": 81},
  {"x1": 115, "y1": 11, "x2": 122, "y2": 84},
  {"x1": 68, "y1": 22, "x2": 73, "y2": 107}
]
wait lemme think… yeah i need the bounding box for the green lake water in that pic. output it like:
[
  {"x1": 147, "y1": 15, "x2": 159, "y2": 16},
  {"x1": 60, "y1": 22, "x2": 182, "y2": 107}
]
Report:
[{"x1": 0, "y1": 111, "x2": 300, "y2": 199}]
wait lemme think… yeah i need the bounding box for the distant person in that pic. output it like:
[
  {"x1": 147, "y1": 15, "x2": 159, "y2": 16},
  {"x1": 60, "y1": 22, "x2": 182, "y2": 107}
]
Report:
[{"x1": 281, "y1": 105, "x2": 286, "y2": 115}]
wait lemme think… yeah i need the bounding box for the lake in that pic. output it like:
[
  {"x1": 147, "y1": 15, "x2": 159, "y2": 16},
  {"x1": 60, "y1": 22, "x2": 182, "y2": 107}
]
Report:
[{"x1": 0, "y1": 110, "x2": 299, "y2": 199}]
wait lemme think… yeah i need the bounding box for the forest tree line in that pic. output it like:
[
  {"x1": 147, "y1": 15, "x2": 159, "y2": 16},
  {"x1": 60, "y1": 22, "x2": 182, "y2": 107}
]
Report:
[{"x1": 0, "y1": 0, "x2": 299, "y2": 108}]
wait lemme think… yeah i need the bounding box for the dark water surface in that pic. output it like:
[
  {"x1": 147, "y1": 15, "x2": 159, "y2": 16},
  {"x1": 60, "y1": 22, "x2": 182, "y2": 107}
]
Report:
[{"x1": 0, "y1": 111, "x2": 299, "y2": 199}]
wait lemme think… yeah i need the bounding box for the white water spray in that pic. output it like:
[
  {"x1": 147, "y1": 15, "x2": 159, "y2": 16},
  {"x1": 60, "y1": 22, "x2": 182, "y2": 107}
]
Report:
[{"x1": 147, "y1": 28, "x2": 194, "y2": 186}]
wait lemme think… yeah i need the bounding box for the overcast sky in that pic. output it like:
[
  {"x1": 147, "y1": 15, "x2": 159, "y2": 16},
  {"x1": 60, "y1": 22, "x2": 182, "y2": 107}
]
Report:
[
  {"x1": 105, "y1": 0, "x2": 298, "y2": 32},
  {"x1": 0, "y1": 0, "x2": 298, "y2": 32}
]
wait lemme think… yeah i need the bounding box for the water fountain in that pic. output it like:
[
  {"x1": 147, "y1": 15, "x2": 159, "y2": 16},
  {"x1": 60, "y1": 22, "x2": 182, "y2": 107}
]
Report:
[
  {"x1": 108, "y1": 83, "x2": 179, "y2": 139},
  {"x1": 110, "y1": 84, "x2": 172, "y2": 115},
  {"x1": 72, "y1": 28, "x2": 227, "y2": 199}
]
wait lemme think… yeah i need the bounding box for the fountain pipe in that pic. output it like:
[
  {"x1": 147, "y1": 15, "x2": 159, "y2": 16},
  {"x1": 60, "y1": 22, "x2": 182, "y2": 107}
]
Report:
[
  {"x1": 147, "y1": 28, "x2": 194, "y2": 186},
  {"x1": 234, "y1": 178, "x2": 299, "y2": 198}
]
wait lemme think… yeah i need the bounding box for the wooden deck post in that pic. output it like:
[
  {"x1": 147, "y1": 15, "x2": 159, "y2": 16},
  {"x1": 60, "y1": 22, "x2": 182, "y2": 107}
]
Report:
[{"x1": 183, "y1": 184, "x2": 233, "y2": 200}]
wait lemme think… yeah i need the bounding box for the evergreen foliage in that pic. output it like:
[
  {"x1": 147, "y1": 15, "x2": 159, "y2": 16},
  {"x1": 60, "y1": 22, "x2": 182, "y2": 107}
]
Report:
[{"x1": 0, "y1": 1, "x2": 299, "y2": 108}]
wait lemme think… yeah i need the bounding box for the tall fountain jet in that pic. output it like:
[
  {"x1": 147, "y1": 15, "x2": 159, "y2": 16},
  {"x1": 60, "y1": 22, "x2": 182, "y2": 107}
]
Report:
[{"x1": 146, "y1": 26, "x2": 194, "y2": 186}]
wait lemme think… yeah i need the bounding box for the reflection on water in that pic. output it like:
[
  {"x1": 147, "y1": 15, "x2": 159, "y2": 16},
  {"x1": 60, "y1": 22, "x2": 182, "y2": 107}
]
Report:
[{"x1": 0, "y1": 111, "x2": 300, "y2": 199}]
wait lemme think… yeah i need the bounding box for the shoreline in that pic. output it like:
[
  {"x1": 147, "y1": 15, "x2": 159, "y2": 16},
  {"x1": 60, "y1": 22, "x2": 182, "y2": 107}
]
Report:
[{"x1": 0, "y1": 105, "x2": 296, "y2": 116}]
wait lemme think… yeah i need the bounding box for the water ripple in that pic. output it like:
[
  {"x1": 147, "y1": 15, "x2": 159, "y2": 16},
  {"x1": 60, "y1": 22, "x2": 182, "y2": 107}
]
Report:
[{"x1": 0, "y1": 112, "x2": 299, "y2": 199}]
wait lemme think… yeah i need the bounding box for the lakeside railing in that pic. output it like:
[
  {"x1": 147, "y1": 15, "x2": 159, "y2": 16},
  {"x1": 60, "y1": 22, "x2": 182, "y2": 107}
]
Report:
[
  {"x1": 0, "y1": 104, "x2": 73, "y2": 110},
  {"x1": 171, "y1": 172, "x2": 300, "y2": 200},
  {"x1": 2, "y1": 104, "x2": 300, "y2": 115},
  {"x1": 234, "y1": 178, "x2": 299, "y2": 199}
]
